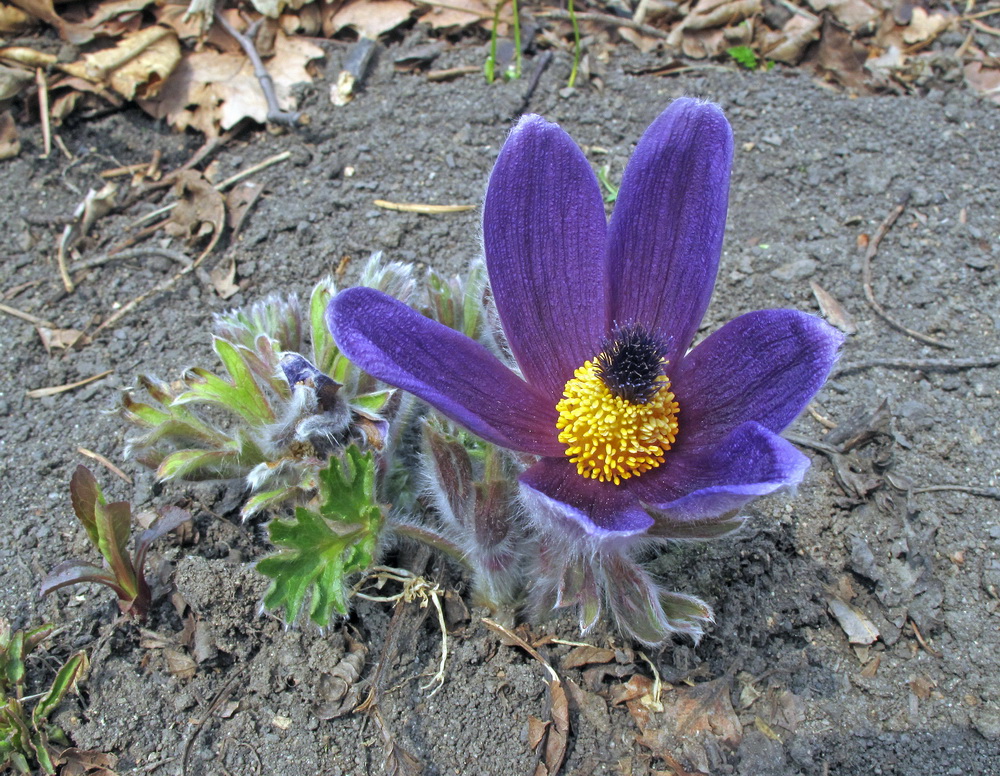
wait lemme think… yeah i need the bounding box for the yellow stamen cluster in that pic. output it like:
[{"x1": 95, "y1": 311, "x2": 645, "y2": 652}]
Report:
[{"x1": 555, "y1": 360, "x2": 679, "y2": 485}]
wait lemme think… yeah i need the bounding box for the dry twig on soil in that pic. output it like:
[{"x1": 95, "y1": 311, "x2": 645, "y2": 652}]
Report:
[{"x1": 861, "y1": 192, "x2": 954, "y2": 349}]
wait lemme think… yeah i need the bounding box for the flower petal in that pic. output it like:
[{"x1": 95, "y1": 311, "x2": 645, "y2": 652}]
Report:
[
  {"x1": 630, "y1": 422, "x2": 810, "y2": 528},
  {"x1": 606, "y1": 98, "x2": 734, "y2": 365},
  {"x1": 328, "y1": 287, "x2": 562, "y2": 456},
  {"x1": 484, "y1": 114, "x2": 608, "y2": 398},
  {"x1": 520, "y1": 457, "x2": 654, "y2": 537},
  {"x1": 672, "y1": 309, "x2": 844, "y2": 448}
]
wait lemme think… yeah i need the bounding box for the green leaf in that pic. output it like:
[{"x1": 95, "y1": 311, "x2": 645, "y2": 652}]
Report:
[
  {"x1": 32, "y1": 652, "x2": 86, "y2": 727},
  {"x1": 351, "y1": 390, "x2": 394, "y2": 413},
  {"x1": 257, "y1": 447, "x2": 382, "y2": 626},
  {"x1": 173, "y1": 338, "x2": 275, "y2": 426},
  {"x1": 310, "y1": 278, "x2": 340, "y2": 377},
  {"x1": 156, "y1": 447, "x2": 255, "y2": 482},
  {"x1": 727, "y1": 45, "x2": 759, "y2": 70},
  {"x1": 95, "y1": 501, "x2": 138, "y2": 601},
  {"x1": 69, "y1": 466, "x2": 103, "y2": 549}
]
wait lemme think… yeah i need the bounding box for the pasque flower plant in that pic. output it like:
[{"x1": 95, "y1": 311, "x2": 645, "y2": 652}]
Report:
[{"x1": 329, "y1": 98, "x2": 843, "y2": 644}]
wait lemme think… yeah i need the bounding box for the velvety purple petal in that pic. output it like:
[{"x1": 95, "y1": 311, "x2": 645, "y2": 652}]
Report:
[
  {"x1": 606, "y1": 98, "x2": 734, "y2": 366},
  {"x1": 629, "y1": 422, "x2": 809, "y2": 529},
  {"x1": 328, "y1": 287, "x2": 563, "y2": 457},
  {"x1": 520, "y1": 457, "x2": 653, "y2": 537},
  {"x1": 484, "y1": 114, "x2": 608, "y2": 398},
  {"x1": 672, "y1": 309, "x2": 844, "y2": 448}
]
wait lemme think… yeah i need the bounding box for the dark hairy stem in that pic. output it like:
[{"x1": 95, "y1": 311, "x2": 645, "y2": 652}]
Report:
[{"x1": 214, "y1": 11, "x2": 302, "y2": 127}]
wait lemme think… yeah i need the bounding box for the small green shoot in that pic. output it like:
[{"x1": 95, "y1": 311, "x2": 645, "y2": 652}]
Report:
[
  {"x1": 41, "y1": 466, "x2": 191, "y2": 618},
  {"x1": 597, "y1": 164, "x2": 620, "y2": 204},
  {"x1": 1, "y1": 621, "x2": 87, "y2": 775},
  {"x1": 484, "y1": 0, "x2": 521, "y2": 83},
  {"x1": 727, "y1": 45, "x2": 759, "y2": 70},
  {"x1": 567, "y1": 0, "x2": 582, "y2": 88},
  {"x1": 258, "y1": 446, "x2": 384, "y2": 626}
]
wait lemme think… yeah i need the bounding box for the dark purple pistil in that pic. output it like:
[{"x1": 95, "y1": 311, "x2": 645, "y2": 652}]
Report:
[{"x1": 594, "y1": 325, "x2": 667, "y2": 405}]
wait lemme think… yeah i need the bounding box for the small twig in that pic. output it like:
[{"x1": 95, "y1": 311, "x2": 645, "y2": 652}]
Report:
[
  {"x1": 861, "y1": 192, "x2": 954, "y2": 349},
  {"x1": 214, "y1": 12, "x2": 301, "y2": 127},
  {"x1": 833, "y1": 355, "x2": 1000, "y2": 377},
  {"x1": 970, "y1": 18, "x2": 1000, "y2": 36},
  {"x1": 0, "y1": 301, "x2": 55, "y2": 328},
  {"x1": 26, "y1": 370, "x2": 113, "y2": 398},
  {"x1": 36, "y1": 68, "x2": 51, "y2": 158},
  {"x1": 912, "y1": 485, "x2": 1000, "y2": 500},
  {"x1": 784, "y1": 432, "x2": 840, "y2": 457},
  {"x1": 909, "y1": 619, "x2": 943, "y2": 658},
  {"x1": 77, "y1": 447, "x2": 132, "y2": 484},
  {"x1": 372, "y1": 200, "x2": 474, "y2": 214},
  {"x1": 515, "y1": 50, "x2": 553, "y2": 115},
  {"x1": 537, "y1": 9, "x2": 671, "y2": 39},
  {"x1": 100, "y1": 162, "x2": 151, "y2": 178},
  {"x1": 182, "y1": 662, "x2": 252, "y2": 776},
  {"x1": 131, "y1": 151, "x2": 291, "y2": 227},
  {"x1": 69, "y1": 246, "x2": 193, "y2": 273}
]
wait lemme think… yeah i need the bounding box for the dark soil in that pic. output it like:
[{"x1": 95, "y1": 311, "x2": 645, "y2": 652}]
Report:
[{"x1": 1, "y1": 36, "x2": 999, "y2": 776}]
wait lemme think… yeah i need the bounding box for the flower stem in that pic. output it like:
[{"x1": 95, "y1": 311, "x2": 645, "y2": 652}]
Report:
[
  {"x1": 512, "y1": 0, "x2": 522, "y2": 79},
  {"x1": 567, "y1": 0, "x2": 581, "y2": 88}
]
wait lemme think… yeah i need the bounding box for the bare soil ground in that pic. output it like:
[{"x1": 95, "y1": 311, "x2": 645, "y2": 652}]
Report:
[{"x1": 1, "y1": 38, "x2": 998, "y2": 776}]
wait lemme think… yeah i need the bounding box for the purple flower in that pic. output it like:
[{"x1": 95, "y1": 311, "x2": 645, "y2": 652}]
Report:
[{"x1": 328, "y1": 99, "x2": 843, "y2": 640}]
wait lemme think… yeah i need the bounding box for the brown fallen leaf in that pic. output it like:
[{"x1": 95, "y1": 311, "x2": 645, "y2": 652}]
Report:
[
  {"x1": 811, "y1": 15, "x2": 867, "y2": 89},
  {"x1": 805, "y1": 0, "x2": 878, "y2": 29},
  {"x1": 164, "y1": 170, "x2": 225, "y2": 246},
  {"x1": 56, "y1": 747, "x2": 119, "y2": 776},
  {"x1": 139, "y1": 29, "x2": 322, "y2": 135},
  {"x1": 760, "y1": 13, "x2": 822, "y2": 64},
  {"x1": 810, "y1": 280, "x2": 857, "y2": 334},
  {"x1": 419, "y1": 0, "x2": 498, "y2": 31},
  {"x1": 226, "y1": 179, "x2": 265, "y2": 239},
  {"x1": 208, "y1": 257, "x2": 240, "y2": 299},
  {"x1": 901, "y1": 7, "x2": 952, "y2": 46},
  {"x1": 527, "y1": 716, "x2": 549, "y2": 750},
  {"x1": 6, "y1": 0, "x2": 95, "y2": 42},
  {"x1": 36, "y1": 326, "x2": 90, "y2": 353},
  {"x1": 63, "y1": 25, "x2": 181, "y2": 100},
  {"x1": 629, "y1": 673, "x2": 743, "y2": 763},
  {"x1": 164, "y1": 647, "x2": 196, "y2": 679},
  {"x1": 0, "y1": 109, "x2": 20, "y2": 160},
  {"x1": 964, "y1": 60, "x2": 1000, "y2": 106},
  {"x1": 327, "y1": 0, "x2": 414, "y2": 39},
  {"x1": 313, "y1": 635, "x2": 367, "y2": 720},
  {"x1": 562, "y1": 645, "x2": 616, "y2": 670},
  {"x1": 0, "y1": 3, "x2": 35, "y2": 33},
  {"x1": 0, "y1": 63, "x2": 33, "y2": 100},
  {"x1": 827, "y1": 596, "x2": 879, "y2": 645}
]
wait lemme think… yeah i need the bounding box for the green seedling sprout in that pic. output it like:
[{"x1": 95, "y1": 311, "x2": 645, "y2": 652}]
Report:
[
  {"x1": 0, "y1": 620, "x2": 87, "y2": 775},
  {"x1": 40, "y1": 466, "x2": 191, "y2": 618},
  {"x1": 597, "y1": 163, "x2": 620, "y2": 203},
  {"x1": 567, "y1": 0, "x2": 581, "y2": 88},
  {"x1": 484, "y1": 0, "x2": 521, "y2": 83}
]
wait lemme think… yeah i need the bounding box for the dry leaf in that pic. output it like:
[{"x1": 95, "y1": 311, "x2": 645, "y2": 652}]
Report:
[
  {"x1": 562, "y1": 645, "x2": 616, "y2": 670},
  {"x1": 0, "y1": 110, "x2": 19, "y2": 160},
  {"x1": 902, "y1": 7, "x2": 951, "y2": 45},
  {"x1": 760, "y1": 14, "x2": 822, "y2": 64},
  {"x1": 313, "y1": 635, "x2": 367, "y2": 720},
  {"x1": 813, "y1": 15, "x2": 867, "y2": 89},
  {"x1": 57, "y1": 182, "x2": 118, "y2": 262},
  {"x1": 36, "y1": 326, "x2": 90, "y2": 353},
  {"x1": 630, "y1": 674, "x2": 743, "y2": 761},
  {"x1": 810, "y1": 280, "x2": 857, "y2": 334},
  {"x1": 964, "y1": 60, "x2": 1000, "y2": 105},
  {"x1": 61, "y1": 25, "x2": 180, "y2": 100},
  {"x1": 139, "y1": 29, "x2": 322, "y2": 135},
  {"x1": 6, "y1": 0, "x2": 94, "y2": 42},
  {"x1": 328, "y1": 0, "x2": 414, "y2": 38},
  {"x1": 209, "y1": 257, "x2": 240, "y2": 299},
  {"x1": 527, "y1": 716, "x2": 549, "y2": 750},
  {"x1": 805, "y1": 0, "x2": 878, "y2": 29},
  {"x1": 0, "y1": 3, "x2": 35, "y2": 33},
  {"x1": 164, "y1": 170, "x2": 225, "y2": 245},
  {"x1": 226, "y1": 179, "x2": 264, "y2": 238},
  {"x1": 0, "y1": 63, "x2": 33, "y2": 100},
  {"x1": 164, "y1": 647, "x2": 196, "y2": 679},
  {"x1": 828, "y1": 596, "x2": 879, "y2": 645},
  {"x1": 57, "y1": 747, "x2": 119, "y2": 776},
  {"x1": 419, "y1": 0, "x2": 496, "y2": 31}
]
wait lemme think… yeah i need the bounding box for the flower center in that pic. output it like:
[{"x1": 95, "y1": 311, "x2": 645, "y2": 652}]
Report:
[{"x1": 555, "y1": 327, "x2": 679, "y2": 485}]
